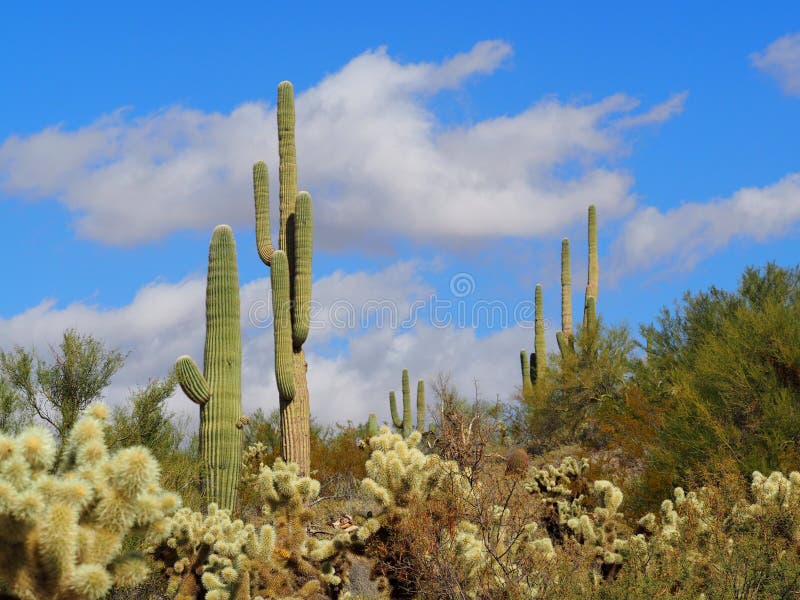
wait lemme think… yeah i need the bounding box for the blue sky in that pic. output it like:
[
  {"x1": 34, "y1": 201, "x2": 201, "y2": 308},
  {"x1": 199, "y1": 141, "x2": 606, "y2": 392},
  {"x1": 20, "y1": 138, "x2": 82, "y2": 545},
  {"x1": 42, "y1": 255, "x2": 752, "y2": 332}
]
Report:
[{"x1": 1, "y1": 2, "x2": 799, "y2": 424}]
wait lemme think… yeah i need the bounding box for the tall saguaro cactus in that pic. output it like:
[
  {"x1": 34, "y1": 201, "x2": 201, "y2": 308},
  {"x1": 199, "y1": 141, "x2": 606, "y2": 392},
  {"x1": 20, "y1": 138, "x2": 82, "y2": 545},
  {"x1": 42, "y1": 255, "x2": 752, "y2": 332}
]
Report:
[
  {"x1": 520, "y1": 283, "x2": 546, "y2": 397},
  {"x1": 557, "y1": 204, "x2": 599, "y2": 358},
  {"x1": 176, "y1": 225, "x2": 243, "y2": 510},
  {"x1": 389, "y1": 369, "x2": 426, "y2": 438},
  {"x1": 254, "y1": 81, "x2": 313, "y2": 475}
]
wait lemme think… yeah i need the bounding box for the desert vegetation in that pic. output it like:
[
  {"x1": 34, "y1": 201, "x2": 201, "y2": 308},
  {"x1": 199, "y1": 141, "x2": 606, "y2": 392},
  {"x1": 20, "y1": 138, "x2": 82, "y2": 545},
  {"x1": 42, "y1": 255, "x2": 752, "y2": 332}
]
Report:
[{"x1": 1, "y1": 81, "x2": 799, "y2": 599}]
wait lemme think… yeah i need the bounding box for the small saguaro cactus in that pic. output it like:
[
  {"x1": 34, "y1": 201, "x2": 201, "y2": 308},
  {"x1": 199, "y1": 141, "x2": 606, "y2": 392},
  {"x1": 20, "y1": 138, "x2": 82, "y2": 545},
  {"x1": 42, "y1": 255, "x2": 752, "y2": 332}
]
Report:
[
  {"x1": 557, "y1": 204, "x2": 599, "y2": 358},
  {"x1": 366, "y1": 413, "x2": 379, "y2": 437},
  {"x1": 175, "y1": 224, "x2": 243, "y2": 511},
  {"x1": 389, "y1": 369, "x2": 426, "y2": 438},
  {"x1": 520, "y1": 283, "x2": 546, "y2": 397},
  {"x1": 254, "y1": 81, "x2": 313, "y2": 476}
]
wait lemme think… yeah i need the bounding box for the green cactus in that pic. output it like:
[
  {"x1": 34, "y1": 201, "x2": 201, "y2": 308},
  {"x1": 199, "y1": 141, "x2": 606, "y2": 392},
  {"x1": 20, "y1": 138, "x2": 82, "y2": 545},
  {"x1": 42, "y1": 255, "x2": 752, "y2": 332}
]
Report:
[
  {"x1": 556, "y1": 205, "x2": 599, "y2": 359},
  {"x1": 175, "y1": 225, "x2": 243, "y2": 511},
  {"x1": 520, "y1": 284, "x2": 546, "y2": 395},
  {"x1": 584, "y1": 204, "x2": 599, "y2": 324},
  {"x1": 254, "y1": 81, "x2": 313, "y2": 476},
  {"x1": 0, "y1": 404, "x2": 180, "y2": 600},
  {"x1": 366, "y1": 413, "x2": 379, "y2": 437},
  {"x1": 556, "y1": 238, "x2": 576, "y2": 357},
  {"x1": 389, "y1": 369, "x2": 425, "y2": 438}
]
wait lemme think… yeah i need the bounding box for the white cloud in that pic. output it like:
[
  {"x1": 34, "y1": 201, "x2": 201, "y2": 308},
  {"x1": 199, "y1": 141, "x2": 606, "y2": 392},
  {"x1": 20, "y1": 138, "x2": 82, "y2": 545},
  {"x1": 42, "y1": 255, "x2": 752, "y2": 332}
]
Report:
[
  {"x1": 0, "y1": 260, "x2": 544, "y2": 429},
  {"x1": 609, "y1": 173, "x2": 800, "y2": 275},
  {"x1": 0, "y1": 41, "x2": 680, "y2": 247},
  {"x1": 751, "y1": 33, "x2": 800, "y2": 96},
  {"x1": 615, "y1": 92, "x2": 688, "y2": 129}
]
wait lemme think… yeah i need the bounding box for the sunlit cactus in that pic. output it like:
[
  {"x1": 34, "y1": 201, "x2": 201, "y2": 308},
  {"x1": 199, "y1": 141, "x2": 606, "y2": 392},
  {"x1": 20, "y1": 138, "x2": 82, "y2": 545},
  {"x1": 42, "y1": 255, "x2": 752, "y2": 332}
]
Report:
[
  {"x1": 175, "y1": 224, "x2": 243, "y2": 510},
  {"x1": 254, "y1": 81, "x2": 314, "y2": 475},
  {"x1": 0, "y1": 404, "x2": 180, "y2": 600}
]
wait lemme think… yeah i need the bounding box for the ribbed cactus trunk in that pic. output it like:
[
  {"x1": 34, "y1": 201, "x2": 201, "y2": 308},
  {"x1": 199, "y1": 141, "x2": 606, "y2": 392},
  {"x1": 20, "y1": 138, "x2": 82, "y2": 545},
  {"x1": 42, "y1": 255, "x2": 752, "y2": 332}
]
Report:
[
  {"x1": 254, "y1": 82, "x2": 313, "y2": 475},
  {"x1": 583, "y1": 204, "x2": 599, "y2": 326},
  {"x1": 557, "y1": 238, "x2": 575, "y2": 357},
  {"x1": 175, "y1": 225, "x2": 242, "y2": 510},
  {"x1": 521, "y1": 283, "x2": 546, "y2": 395},
  {"x1": 534, "y1": 283, "x2": 546, "y2": 382},
  {"x1": 389, "y1": 369, "x2": 425, "y2": 437}
]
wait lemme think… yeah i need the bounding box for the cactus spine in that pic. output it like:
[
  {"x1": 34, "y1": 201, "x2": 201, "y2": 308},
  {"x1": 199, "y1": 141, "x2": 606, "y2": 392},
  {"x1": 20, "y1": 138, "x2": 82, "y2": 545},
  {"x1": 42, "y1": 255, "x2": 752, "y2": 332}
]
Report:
[
  {"x1": 176, "y1": 225, "x2": 243, "y2": 511},
  {"x1": 520, "y1": 284, "x2": 546, "y2": 395},
  {"x1": 254, "y1": 81, "x2": 313, "y2": 475},
  {"x1": 389, "y1": 369, "x2": 425, "y2": 438}
]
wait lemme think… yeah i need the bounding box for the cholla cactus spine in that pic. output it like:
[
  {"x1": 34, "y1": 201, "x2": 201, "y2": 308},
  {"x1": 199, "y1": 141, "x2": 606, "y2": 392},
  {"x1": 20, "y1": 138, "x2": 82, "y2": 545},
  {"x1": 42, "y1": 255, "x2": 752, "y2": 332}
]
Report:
[{"x1": 176, "y1": 224, "x2": 243, "y2": 511}]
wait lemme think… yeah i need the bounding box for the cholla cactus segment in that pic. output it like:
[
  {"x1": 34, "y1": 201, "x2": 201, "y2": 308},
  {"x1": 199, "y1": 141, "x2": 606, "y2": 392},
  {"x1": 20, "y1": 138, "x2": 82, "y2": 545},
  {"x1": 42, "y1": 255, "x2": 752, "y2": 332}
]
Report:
[{"x1": 0, "y1": 404, "x2": 181, "y2": 600}]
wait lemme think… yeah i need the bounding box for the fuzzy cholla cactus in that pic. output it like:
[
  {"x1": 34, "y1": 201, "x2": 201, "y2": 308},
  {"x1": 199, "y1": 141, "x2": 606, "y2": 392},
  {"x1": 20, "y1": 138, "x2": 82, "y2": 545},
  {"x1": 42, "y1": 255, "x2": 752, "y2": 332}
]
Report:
[
  {"x1": 360, "y1": 427, "x2": 463, "y2": 517},
  {"x1": 147, "y1": 502, "x2": 273, "y2": 600},
  {"x1": 564, "y1": 480, "x2": 628, "y2": 572},
  {"x1": 149, "y1": 458, "x2": 376, "y2": 599},
  {"x1": 524, "y1": 456, "x2": 589, "y2": 496},
  {"x1": 0, "y1": 403, "x2": 181, "y2": 600},
  {"x1": 727, "y1": 470, "x2": 800, "y2": 538}
]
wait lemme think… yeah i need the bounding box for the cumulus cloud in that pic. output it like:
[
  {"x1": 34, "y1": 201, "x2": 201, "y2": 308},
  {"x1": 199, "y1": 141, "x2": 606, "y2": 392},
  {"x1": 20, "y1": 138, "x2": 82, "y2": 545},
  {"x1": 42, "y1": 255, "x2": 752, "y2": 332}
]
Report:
[
  {"x1": 751, "y1": 33, "x2": 800, "y2": 96},
  {"x1": 0, "y1": 40, "x2": 680, "y2": 246},
  {"x1": 609, "y1": 173, "x2": 800, "y2": 275},
  {"x1": 0, "y1": 260, "x2": 542, "y2": 428}
]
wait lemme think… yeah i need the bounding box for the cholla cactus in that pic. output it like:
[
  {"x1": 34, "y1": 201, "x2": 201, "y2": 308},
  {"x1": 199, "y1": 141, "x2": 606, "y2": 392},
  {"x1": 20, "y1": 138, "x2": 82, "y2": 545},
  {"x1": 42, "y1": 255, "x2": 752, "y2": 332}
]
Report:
[
  {"x1": 0, "y1": 403, "x2": 181, "y2": 600},
  {"x1": 360, "y1": 427, "x2": 463, "y2": 518},
  {"x1": 149, "y1": 458, "x2": 376, "y2": 599}
]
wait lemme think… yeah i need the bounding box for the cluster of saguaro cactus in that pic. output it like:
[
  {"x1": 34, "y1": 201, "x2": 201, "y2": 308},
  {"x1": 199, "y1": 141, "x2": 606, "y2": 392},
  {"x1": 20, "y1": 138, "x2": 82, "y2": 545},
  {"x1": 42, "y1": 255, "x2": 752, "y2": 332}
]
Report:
[
  {"x1": 254, "y1": 82, "x2": 314, "y2": 476},
  {"x1": 557, "y1": 204, "x2": 599, "y2": 358},
  {"x1": 148, "y1": 456, "x2": 378, "y2": 599},
  {"x1": 387, "y1": 369, "x2": 426, "y2": 438},
  {"x1": 519, "y1": 205, "x2": 600, "y2": 396},
  {"x1": 0, "y1": 403, "x2": 180, "y2": 600},
  {"x1": 175, "y1": 225, "x2": 244, "y2": 511}
]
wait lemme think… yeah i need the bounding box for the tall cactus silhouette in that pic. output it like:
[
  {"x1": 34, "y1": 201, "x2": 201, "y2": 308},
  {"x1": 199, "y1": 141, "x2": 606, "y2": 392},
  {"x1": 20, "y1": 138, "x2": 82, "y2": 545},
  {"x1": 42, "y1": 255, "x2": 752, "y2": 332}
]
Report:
[
  {"x1": 176, "y1": 225, "x2": 243, "y2": 510},
  {"x1": 389, "y1": 369, "x2": 426, "y2": 438},
  {"x1": 254, "y1": 81, "x2": 313, "y2": 475},
  {"x1": 557, "y1": 204, "x2": 599, "y2": 358},
  {"x1": 520, "y1": 283, "x2": 546, "y2": 396}
]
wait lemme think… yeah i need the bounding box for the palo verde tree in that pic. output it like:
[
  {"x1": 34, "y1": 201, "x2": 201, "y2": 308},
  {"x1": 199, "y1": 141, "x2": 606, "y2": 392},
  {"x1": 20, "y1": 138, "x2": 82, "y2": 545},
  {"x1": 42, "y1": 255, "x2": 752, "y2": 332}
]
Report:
[
  {"x1": 0, "y1": 329, "x2": 124, "y2": 450},
  {"x1": 254, "y1": 81, "x2": 314, "y2": 475}
]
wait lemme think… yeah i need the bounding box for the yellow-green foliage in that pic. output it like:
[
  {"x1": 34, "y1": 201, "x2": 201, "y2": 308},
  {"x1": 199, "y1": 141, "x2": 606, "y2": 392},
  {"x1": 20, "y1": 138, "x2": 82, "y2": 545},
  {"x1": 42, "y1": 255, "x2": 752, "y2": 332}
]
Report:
[
  {"x1": 0, "y1": 403, "x2": 181, "y2": 600},
  {"x1": 148, "y1": 456, "x2": 378, "y2": 599}
]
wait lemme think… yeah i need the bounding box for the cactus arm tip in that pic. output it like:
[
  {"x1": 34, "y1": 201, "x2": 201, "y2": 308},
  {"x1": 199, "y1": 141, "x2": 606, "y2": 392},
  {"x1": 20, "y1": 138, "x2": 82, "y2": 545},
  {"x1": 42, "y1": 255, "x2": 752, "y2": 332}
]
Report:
[
  {"x1": 175, "y1": 355, "x2": 210, "y2": 406},
  {"x1": 253, "y1": 160, "x2": 274, "y2": 266}
]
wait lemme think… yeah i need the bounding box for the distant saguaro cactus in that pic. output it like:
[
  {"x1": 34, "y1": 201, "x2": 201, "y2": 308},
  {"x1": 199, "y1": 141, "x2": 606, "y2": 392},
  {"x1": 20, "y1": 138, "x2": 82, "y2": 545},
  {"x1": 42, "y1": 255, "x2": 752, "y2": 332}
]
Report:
[
  {"x1": 520, "y1": 283, "x2": 546, "y2": 397},
  {"x1": 175, "y1": 225, "x2": 243, "y2": 510},
  {"x1": 254, "y1": 81, "x2": 313, "y2": 475},
  {"x1": 557, "y1": 204, "x2": 599, "y2": 358},
  {"x1": 389, "y1": 369, "x2": 426, "y2": 438}
]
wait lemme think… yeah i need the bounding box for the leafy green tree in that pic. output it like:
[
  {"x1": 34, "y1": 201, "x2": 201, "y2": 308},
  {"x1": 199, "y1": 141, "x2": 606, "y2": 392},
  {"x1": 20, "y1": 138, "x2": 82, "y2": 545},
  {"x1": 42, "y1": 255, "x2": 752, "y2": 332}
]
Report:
[
  {"x1": 636, "y1": 262, "x2": 800, "y2": 486},
  {"x1": 108, "y1": 372, "x2": 182, "y2": 459},
  {"x1": 0, "y1": 376, "x2": 32, "y2": 434},
  {"x1": 0, "y1": 329, "x2": 125, "y2": 446}
]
